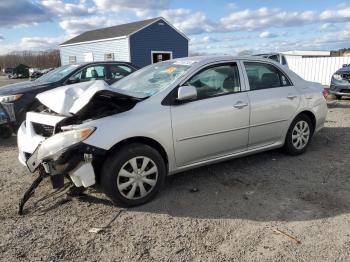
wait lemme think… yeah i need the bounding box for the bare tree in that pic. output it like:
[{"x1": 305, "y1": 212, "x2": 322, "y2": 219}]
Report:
[{"x1": 0, "y1": 50, "x2": 61, "y2": 71}]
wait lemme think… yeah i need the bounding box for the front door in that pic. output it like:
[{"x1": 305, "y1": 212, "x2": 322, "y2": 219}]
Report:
[
  {"x1": 242, "y1": 61, "x2": 300, "y2": 148},
  {"x1": 171, "y1": 62, "x2": 250, "y2": 166},
  {"x1": 152, "y1": 52, "x2": 172, "y2": 63}
]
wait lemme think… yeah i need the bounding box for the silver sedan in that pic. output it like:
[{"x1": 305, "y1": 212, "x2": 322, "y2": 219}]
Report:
[{"x1": 18, "y1": 56, "x2": 328, "y2": 207}]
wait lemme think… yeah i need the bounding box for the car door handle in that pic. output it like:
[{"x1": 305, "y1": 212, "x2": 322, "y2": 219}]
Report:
[
  {"x1": 287, "y1": 94, "x2": 297, "y2": 99},
  {"x1": 233, "y1": 101, "x2": 248, "y2": 109}
]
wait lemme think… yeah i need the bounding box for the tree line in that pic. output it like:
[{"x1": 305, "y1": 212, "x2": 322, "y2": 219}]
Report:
[{"x1": 0, "y1": 50, "x2": 61, "y2": 70}]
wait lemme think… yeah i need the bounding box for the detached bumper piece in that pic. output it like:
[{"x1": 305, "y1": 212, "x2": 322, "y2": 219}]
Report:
[{"x1": 18, "y1": 167, "x2": 47, "y2": 215}]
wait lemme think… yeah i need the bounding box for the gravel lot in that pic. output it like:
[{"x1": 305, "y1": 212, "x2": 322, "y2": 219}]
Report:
[{"x1": 0, "y1": 78, "x2": 349, "y2": 261}]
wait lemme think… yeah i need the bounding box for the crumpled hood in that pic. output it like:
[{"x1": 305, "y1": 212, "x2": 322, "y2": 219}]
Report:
[{"x1": 36, "y1": 80, "x2": 147, "y2": 116}]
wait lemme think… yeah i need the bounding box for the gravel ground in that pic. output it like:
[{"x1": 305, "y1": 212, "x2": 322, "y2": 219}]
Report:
[{"x1": 0, "y1": 77, "x2": 349, "y2": 261}]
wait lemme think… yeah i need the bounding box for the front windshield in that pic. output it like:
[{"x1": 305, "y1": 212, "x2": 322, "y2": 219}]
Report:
[
  {"x1": 111, "y1": 60, "x2": 193, "y2": 96},
  {"x1": 36, "y1": 64, "x2": 80, "y2": 83}
]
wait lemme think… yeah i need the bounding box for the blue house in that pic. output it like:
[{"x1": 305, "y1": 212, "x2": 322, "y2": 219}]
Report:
[{"x1": 59, "y1": 17, "x2": 189, "y2": 67}]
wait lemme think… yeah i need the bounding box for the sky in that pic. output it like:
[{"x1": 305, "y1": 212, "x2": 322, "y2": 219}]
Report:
[{"x1": 0, "y1": 0, "x2": 350, "y2": 55}]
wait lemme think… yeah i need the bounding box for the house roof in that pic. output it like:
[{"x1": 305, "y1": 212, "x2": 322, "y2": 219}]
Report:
[{"x1": 60, "y1": 17, "x2": 188, "y2": 46}]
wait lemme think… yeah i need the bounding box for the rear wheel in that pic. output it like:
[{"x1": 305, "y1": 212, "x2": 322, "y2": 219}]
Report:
[
  {"x1": 284, "y1": 114, "x2": 313, "y2": 155},
  {"x1": 101, "y1": 143, "x2": 166, "y2": 207}
]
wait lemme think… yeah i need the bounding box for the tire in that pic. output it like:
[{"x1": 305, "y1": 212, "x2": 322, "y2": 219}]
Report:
[
  {"x1": 283, "y1": 114, "x2": 313, "y2": 155},
  {"x1": 101, "y1": 143, "x2": 166, "y2": 207},
  {"x1": 0, "y1": 126, "x2": 12, "y2": 139},
  {"x1": 335, "y1": 95, "x2": 342, "y2": 100}
]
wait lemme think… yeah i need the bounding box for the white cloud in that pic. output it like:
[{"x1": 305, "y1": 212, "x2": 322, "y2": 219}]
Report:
[
  {"x1": 315, "y1": 29, "x2": 350, "y2": 45},
  {"x1": 0, "y1": 0, "x2": 51, "y2": 27},
  {"x1": 220, "y1": 7, "x2": 316, "y2": 32},
  {"x1": 259, "y1": 31, "x2": 286, "y2": 38},
  {"x1": 319, "y1": 6, "x2": 350, "y2": 23},
  {"x1": 0, "y1": 36, "x2": 64, "y2": 54},
  {"x1": 158, "y1": 8, "x2": 216, "y2": 34},
  {"x1": 93, "y1": 0, "x2": 170, "y2": 12},
  {"x1": 59, "y1": 16, "x2": 109, "y2": 36},
  {"x1": 42, "y1": 0, "x2": 96, "y2": 18}
]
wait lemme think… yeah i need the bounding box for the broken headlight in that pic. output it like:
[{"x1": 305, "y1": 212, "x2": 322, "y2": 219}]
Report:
[
  {"x1": 0, "y1": 94, "x2": 23, "y2": 103},
  {"x1": 332, "y1": 73, "x2": 342, "y2": 81},
  {"x1": 37, "y1": 127, "x2": 96, "y2": 161}
]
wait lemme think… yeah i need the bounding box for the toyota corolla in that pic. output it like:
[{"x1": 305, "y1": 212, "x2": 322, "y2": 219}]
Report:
[{"x1": 17, "y1": 56, "x2": 327, "y2": 208}]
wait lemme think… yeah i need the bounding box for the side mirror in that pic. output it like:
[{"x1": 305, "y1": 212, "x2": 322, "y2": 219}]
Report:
[
  {"x1": 67, "y1": 76, "x2": 80, "y2": 84},
  {"x1": 177, "y1": 85, "x2": 197, "y2": 102}
]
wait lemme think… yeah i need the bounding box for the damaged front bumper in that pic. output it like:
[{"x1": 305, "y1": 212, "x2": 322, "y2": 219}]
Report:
[{"x1": 18, "y1": 112, "x2": 106, "y2": 189}]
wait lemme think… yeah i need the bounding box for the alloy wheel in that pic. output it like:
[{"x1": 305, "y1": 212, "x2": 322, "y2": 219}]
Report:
[{"x1": 292, "y1": 120, "x2": 310, "y2": 150}]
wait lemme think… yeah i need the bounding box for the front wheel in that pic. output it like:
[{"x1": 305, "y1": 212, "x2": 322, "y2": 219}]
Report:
[
  {"x1": 335, "y1": 95, "x2": 342, "y2": 100},
  {"x1": 101, "y1": 143, "x2": 166, "y2": 207},
  {"x1": 284, "y1": 114, "x2": 313, "y2": 155}
]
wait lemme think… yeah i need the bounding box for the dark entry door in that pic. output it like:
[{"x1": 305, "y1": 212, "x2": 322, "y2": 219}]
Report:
[{"x1": 152, "y1": 52, "x2": 172, "y2": 63}]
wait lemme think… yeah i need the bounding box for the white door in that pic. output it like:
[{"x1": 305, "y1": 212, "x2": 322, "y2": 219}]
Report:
[
  {"x1": 242, "y1": 61, "x2": 300, "y2": 148},
  {"x1": 84, "y1": 52, "x2": 94, "y2": 62},
  {"x1": 171, "y1": 63, "x2": 250, "y2": 166}
]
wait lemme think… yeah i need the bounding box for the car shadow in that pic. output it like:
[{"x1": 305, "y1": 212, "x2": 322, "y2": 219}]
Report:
[
  {"x1": 126, "y1": 126, "x2": 350, "y2": 222},
  {"x1": 327, "y1": 101, "x2": 350, "y2": 109}
]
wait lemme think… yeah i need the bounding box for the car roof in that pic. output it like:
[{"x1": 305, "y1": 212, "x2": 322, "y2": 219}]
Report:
[
  {"x1": 171, "y1": 55, "x2": 277, "y2": 66},
  {"x1": 71, "y1": 61, "x2": 136, "y2": 67}
]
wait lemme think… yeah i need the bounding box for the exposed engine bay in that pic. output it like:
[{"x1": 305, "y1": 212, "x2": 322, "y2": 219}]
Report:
[{"x1": 17, "y1": 81, "x2": 146, "y2": 214}]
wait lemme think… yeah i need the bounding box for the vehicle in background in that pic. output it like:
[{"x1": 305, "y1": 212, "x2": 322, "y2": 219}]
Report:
[
  {"x1": 3, "y1": 68, "x2": 14, "y2": 75},
  {"x1": 0, "y1": 61, "x2": 138, "y2": 130},
  {"x1": 17, "y1": 56, "x2": 327, "y2": 208},
  {"x1": 7, "y1": 64, "x2": 30, "y2": 79},
  {"x1": 329, "y1": 64, "x2": 350, "y2": 99},
  {"x1": 254, "y1": 53, "x2": 289, "y2": 67},
  {"x1": 0, "y1": 103, "x2": 16, "y2": 139}
]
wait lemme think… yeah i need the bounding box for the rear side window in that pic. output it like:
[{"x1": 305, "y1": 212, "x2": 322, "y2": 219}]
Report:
[{"x1": 244, "y1": 62, "x2": 291, "y2": 91}]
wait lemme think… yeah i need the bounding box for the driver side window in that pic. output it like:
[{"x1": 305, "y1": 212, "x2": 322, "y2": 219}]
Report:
[{"x1": 186, "y1": 63, "x2": 241, "y2": 100}]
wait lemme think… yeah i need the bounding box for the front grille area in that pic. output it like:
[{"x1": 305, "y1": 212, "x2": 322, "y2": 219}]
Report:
[
  {"x1": 341, "y1": 73, "x2": 350, "y2": 80},
  {"x1": 32, "y1": 123, "x2": 54, "y2": 137},
  {"x1": 340, "y1": 89, "x2": 350, "y2": 94}
]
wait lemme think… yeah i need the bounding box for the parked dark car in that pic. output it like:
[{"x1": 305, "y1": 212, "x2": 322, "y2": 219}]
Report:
[
  {"x1": 0, "y1": 61, "x2": 138, "y2": 130},
  {"x1": 330, "y1": 64, "x2": 350, "y2": 99}
]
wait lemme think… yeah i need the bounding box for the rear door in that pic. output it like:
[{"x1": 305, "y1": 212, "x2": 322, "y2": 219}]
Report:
[
  {"x1": 242, "y1": 61, "x2": 300, "y2": 148},
  {"x1": 170, "y1": 62, "x2": 250, "y2": 166}
]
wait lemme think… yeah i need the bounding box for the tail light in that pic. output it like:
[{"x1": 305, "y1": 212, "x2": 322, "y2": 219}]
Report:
[{"x1": 322, "y1": 88, "x2": 329, "y2": 98}]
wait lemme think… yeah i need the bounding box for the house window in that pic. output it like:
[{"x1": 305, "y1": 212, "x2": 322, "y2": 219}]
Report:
[
  {"x1": 69, "y1": 56, "x2": 76, "y2": 64},
  {"x1": 104, "y1": 53, "x2": 115, "y2": 61},
  {"x1": 151, "y1": 51, "x2": 172, "y2": 63}
]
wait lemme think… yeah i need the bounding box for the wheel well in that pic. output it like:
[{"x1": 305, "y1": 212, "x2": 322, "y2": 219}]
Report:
[
  {"x1": 107, "y1": 137, "x2": 169, "y2": 166},
  {"x1": 298, "y1": 111, "x2": 316, "y2": 133}
]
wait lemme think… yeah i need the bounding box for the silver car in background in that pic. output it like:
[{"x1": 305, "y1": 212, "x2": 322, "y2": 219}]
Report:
[{"x1": 18, "y1": 56, "x2": 327, "y2": 207}]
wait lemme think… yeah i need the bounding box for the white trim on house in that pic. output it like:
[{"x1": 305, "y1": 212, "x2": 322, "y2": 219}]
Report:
[
  {"x1": 60, "y1": 36, "x2": 127, "y2": 47},
  {"x1": 131, "y1": 17, "x2": 190, "y2": 41},
  {"x1": 151, "y1": 51, "x2": 173, "y2": 64},
  {"x1": 127, "y1": 36, "x2": 131, "y2": 62},
  {"x1": 59, "y1": 17, "x2": 189, "y2": 47}
]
